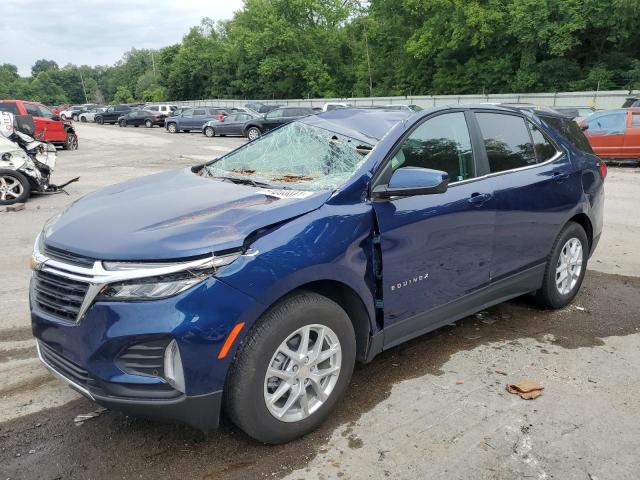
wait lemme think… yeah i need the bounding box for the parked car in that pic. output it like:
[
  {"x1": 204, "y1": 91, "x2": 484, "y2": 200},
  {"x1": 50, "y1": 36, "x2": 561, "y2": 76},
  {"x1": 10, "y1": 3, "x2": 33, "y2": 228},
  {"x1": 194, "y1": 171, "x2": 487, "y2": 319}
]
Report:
[
  {"x1": 380, "y1": 104, "x2": 423, "y2": 112},
  {"x1": 95, "y1": 105, "x2": 133, "y2": 125},
  {"x1": 79, "y1": 107, "x2": 106, "y2": 123},
  {"x1": 202, "y1": 112, "x2": 260, "y2": 137},
  {"x1": 30, "y1": 105, "x2": 604, "y2": 444},
  {"x1": 0, "y1": 99, "x2": 78, "y2": 149},
  {"x1": 169, "y1": 106, "x2": 193, "y2": 117},
  {"x1": 164, "y1": 107, "x2": 228, "y2": 133},
  {"x1": 145, "y1": 104, "x2": 177, "y2": 117},
  {"x1": 58, "y1": 105, "x2": 84, "y2": 121},
  {"x1": 553, "y1": 106, "x2": 595, "y2": 122},
  {"x1": 117, "y1": 109, "x2": 165, "y2": 128},
  {"x1": 622, "y1": 97, "x2": 640, "y2": 108},
  {"x1": 245, "y1": 102, "x2": 281, "y2": 114},
  {"x1": 322, "y1": 102, "x2": 353, "y2": 111},
  {"x1": 243, "y1": 106, "x2": 315, "y2": 140},
  {"x1": 580, "y1": 108, "x2": 640, "y2": 161}
]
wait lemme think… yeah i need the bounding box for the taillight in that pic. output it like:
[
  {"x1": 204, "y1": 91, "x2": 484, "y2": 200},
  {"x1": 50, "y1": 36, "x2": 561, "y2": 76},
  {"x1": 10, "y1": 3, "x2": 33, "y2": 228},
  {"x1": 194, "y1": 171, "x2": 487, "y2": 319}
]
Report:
[{"x1": 598, "y1": 161, "x2": 607, "y2": 180}]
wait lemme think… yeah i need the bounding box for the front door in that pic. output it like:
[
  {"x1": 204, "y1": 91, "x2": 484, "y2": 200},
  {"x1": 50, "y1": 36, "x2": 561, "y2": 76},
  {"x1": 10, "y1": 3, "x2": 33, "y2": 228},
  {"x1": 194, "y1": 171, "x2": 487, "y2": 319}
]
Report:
[
  {"x1": 372, "y1": 111, "x2": 495, "y2": 346},
  {"x1": 585, "y1": 111, "x2": 626, "y2": 158}
]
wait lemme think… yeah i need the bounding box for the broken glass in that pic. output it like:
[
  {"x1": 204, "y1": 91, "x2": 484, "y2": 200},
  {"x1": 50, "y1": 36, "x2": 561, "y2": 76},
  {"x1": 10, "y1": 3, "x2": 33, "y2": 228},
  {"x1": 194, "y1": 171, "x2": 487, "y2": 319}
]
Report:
[{"x1": 204, "y1": 122, "x2": 372, "y2": 191}]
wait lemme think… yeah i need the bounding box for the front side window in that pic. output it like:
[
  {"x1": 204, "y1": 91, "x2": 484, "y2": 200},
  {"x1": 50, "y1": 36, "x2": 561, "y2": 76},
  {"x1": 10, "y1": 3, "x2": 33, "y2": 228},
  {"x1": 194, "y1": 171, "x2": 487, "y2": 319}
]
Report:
[
  {"x1": 632, "y1": 113, "x2": 640, "y2": 127},
  {"x1": 24, "y1": 103, "x2": 40, "y2": 116},
  {"x1": 205, "y1": 121, "x2": 371, "y2": 191},
  {"x1": 181, "y1": 109, "x2": 193, "y2": 118},
  {"x1": 587, "y1": 112, "x2": 626, "y2": 134},
  {"x1": 476, "y1": 113, "x2": 536, "y2": 173},
  {"x1": 266, "y1": 109, "x2": 283, "y2": 119},
  {"x1": 0, "y1": 102, "x2": 19, "y2": 114},
  {"x1": 390, "y1": 112, "x2": 475, "y2": 182},
  {"x1": 38, "y1": 105, "x2": 55, "y2": 119},
  {"x1": 148, "y1": 106, "x2": 159, "y2": 111},
  {"x1": 193, "y1": 109, "x2": 206, "y2": 116}
]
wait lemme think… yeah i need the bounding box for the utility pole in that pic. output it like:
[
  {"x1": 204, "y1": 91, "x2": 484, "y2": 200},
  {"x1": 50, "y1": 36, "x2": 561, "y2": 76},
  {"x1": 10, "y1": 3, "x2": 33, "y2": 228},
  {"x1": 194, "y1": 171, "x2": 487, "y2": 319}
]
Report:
[
  {"x1": 79, "y1": 71, "x2": 89, "y2": 103},
  {"x1": 151, "y1": 51, "x2": 157, "y2": 77},
  {"x1": 364, "y1": 29, "x2": 373, "y2": 97}
]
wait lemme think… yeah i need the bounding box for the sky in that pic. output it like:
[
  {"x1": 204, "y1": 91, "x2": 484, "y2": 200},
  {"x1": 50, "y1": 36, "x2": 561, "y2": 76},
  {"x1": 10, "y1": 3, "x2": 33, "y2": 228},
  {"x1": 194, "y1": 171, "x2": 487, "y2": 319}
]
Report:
[{"x1": 0, "y1": 0, "x2": 244, "y2": 76}]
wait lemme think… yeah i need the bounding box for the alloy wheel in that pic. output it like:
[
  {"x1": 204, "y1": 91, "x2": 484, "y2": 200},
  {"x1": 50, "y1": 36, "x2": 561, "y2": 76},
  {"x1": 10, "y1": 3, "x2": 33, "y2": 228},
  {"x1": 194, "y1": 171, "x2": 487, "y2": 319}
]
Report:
[
  {"x1": 0, "y1": 175, "x2": 24, "y2": 202},
  {"x1": 264, "y1": 324, "x2": 342, "y2": 423},
  {"x1": 168, "y1": 123, "x2": 177, "y2": 133},
  {"x1": 66, "y1": 134, "x2": 78, "y2": 150},
  {"x1": 248, "y1": 128, "x2": 260, "y2": 140},
  {"x1": 555, "y1": 237, "x2": 583, "y2": 295}
]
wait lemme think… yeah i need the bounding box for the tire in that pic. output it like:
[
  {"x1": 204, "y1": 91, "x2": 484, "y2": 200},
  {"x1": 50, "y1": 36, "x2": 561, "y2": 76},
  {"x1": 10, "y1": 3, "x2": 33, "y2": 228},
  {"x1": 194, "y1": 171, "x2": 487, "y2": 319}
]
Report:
[
  {"x1": 247, "y1": 127, "x2": 261, "y2": 141},
  {"x1": 80, "y1": 116, "x2": 87, "y2": 123},
  {"x1": 60, "y1": 114, "x2": 67, "y2": 121},
  {"x1": 167, "y1": 123, "x2": 178, "y2": 133},
  {"x1": 62, "y1": 132, "x2": 78, "y2": 150},
  {"x1": 204, "y1": 126, "x2": 215, "y2": 137},
  {"x1": 96, "y1": 117, "x2": 104, "y2": 125},
  {"x1": 119, "y1": 120, "x2": 126, "y2": 127},
  {"x1": 536, "y1": 222, "x2": 588, "y2": 309},
  {"x1": 145, "y1": 120, "x2": 153, "y2": 128},
  {"x1": 225, "y1": 291, "x2": 356, "y2": 444},
  {"x1": 72, "y1": 114, "x2": 79, "y2": 121},
  {"x1": 0, "y1": 169, "x2": 31, "y2": 205}
]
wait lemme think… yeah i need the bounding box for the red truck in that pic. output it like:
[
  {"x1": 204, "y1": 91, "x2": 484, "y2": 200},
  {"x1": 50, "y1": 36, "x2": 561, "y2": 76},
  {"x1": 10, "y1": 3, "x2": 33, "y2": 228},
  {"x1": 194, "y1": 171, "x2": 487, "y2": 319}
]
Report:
[{"x1": 0, "y1": 100, "x2": 78, "y2": 150}]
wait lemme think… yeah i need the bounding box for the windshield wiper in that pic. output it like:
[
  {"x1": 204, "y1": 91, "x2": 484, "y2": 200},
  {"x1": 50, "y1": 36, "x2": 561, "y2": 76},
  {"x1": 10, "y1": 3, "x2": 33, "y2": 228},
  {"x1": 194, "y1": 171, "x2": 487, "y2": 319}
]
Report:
[{"x1": 213, "y1": 175, "x2": 272, "y2": 188}]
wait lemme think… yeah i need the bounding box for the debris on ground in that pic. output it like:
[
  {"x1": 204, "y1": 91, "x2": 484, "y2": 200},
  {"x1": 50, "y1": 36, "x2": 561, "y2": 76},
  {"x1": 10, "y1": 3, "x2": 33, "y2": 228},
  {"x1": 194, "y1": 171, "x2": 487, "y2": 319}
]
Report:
[
  {"x1": 575, "y1": 306, "x2": 586, "y2": 311},
  {"x1": 5, "y1": 203, "x2": 25, "y2": 212},
  {"x1": 495, "y1": 369, "x2": 508, "y2": 376},
  {"x1": 74, "y1": 407, "x2": 107, "y2": 426},
  {"x1": 506, "y1": 381, "x2": 544, "y2": 400}
]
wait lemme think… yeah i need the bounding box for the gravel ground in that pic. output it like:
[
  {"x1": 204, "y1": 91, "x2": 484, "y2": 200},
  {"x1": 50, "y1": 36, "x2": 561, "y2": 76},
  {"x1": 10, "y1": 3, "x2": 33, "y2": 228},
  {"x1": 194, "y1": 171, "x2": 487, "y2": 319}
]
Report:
[{"x1": 0, "y1": 123, "x2": 638, "y2": 479}]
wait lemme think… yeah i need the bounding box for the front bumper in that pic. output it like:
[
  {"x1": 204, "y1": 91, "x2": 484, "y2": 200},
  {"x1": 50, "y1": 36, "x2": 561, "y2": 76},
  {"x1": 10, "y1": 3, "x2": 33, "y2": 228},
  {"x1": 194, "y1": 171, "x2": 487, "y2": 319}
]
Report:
[{"x1": 38, "y1": 341, "x2": 222, "y2": 429}]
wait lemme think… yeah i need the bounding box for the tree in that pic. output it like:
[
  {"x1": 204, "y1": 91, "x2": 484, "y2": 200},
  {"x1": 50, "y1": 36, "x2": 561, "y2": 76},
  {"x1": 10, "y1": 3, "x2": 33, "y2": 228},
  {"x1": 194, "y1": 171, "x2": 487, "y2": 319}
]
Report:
[
  {"x1": 113, "y1": 85, "x2": 134, "y2": 103},
  {"x1": 31, "y1": 59, "x2": 59, "y2": 77},
  {"x1": 142, "y1": 86, "x2": 167, "y2": 102}
]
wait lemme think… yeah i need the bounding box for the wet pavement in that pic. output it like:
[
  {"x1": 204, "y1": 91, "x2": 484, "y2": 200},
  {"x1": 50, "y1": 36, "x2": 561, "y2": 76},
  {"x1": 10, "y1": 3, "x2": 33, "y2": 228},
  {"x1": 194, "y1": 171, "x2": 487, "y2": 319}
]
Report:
[{"x1": 1, "y1": 271, "x2": 639, "y2": 479}]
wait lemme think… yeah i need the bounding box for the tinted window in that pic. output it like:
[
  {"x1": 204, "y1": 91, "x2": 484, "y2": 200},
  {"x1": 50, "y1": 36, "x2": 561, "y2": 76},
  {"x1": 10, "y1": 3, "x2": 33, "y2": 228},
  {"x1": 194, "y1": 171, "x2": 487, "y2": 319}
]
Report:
[
  {"x1": 24, "y1": 103, "x2": 40, "y2": 116},
  {"x1": 182, "y1": 109, "x2": 193, "y2": 117},
  {"x1": 529, "y1": 122, "x2": 558, "y2": 162},
  {"x1": 237, "y1": 114, "x2": 251, "y2": 121},
  {"x1": 147, "y1": 106, "x2": 159, "y2": 111},
  {"x1": 476, "y1": 113, "x2": 536, "y2": 173},
  {"x1": 0, "y1": 102, "x2": 19, "y2": 114},
  {"x1": 225, "y1": 114, "x2": 238, "y2": 122},
  {"x1": 632, "y1": 113, "x2": 640, "y2": 127},
  {"x1": 391, "y1": 112, "x2": 475, "y2": 182},
  {"x1": 38, "y1": 106, "x2": 55, "y2": 119},
  {"x1": 539, "y1": 115, "x2": 593, "y2": 154},
  {"x1": 193, "y1": 109, "x2": 206, "y2": 116}
]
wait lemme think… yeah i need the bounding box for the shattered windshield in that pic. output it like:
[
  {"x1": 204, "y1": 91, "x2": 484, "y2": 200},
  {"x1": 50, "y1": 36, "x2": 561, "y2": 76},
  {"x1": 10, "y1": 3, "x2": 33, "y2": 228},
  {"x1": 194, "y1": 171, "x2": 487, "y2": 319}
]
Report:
[{"x1": 204, "y1": 121, "x2": 372, "y2": 191}]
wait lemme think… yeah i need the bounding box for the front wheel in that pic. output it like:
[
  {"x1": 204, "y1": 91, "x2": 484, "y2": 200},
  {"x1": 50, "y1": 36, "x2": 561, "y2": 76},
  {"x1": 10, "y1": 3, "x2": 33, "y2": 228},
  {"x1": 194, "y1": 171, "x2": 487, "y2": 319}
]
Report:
[
  {"x1": 167, "y1": 123, "x2": 178, "y2": 133},
  {"x1": 0, "y1": 169, "x2": 31, "y2": 205},
  {"x1": 145, "y1": 120, "x2": 153, "y2": 128},
  {"x1": 80, "y1": 116, "x2": 87, "y2": 123},
  {"x1": 72, "y1": 114, "x2": 79, "y2": 121},
  {"x1": 204, "y1": 126, "x2": 215, "y2": 137},
  {"x1": 119, "y1": 120, "x2": 126, "y2": 127},
  {"x1": 246, "y1": 127, "x2": 261, "y2": 141},
  {"x1": 96, "y1": 117, "x2": 104, "y2": 125},
  {"x1": 536, "y1": 222, "x2": 588, "y2": 309},
  {"x1": 225, "y1": 291, "x2": 355, "y2": 444}
]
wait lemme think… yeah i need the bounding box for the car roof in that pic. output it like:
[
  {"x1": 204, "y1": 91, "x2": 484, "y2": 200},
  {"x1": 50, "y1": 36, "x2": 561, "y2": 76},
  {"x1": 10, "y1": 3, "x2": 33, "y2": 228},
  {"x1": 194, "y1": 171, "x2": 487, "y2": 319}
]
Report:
[{"x1": 299, "y1": 108, "x2": 412, "y2": 144}]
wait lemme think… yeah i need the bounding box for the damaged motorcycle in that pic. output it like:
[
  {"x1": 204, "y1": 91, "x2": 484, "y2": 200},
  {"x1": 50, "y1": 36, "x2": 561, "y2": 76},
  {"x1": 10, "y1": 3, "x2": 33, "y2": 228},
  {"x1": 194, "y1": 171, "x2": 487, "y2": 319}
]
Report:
[{"x1": 0, "y1": 111, "x2": 78, "y2": 205}]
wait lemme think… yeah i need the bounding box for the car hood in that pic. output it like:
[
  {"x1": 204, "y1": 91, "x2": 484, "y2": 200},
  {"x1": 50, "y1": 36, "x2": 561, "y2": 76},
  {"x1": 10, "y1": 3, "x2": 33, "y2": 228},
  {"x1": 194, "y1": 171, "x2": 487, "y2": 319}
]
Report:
[{"x1": 44, "y1": 168, "x2": 331, "y2": 260}]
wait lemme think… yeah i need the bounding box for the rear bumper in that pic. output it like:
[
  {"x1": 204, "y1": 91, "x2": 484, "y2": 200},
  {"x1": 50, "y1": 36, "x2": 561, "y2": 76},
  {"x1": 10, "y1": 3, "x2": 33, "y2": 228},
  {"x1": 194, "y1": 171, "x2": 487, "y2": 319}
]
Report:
[{"x1": 37, "y1": 341, "x2": 222, "y2": 430}]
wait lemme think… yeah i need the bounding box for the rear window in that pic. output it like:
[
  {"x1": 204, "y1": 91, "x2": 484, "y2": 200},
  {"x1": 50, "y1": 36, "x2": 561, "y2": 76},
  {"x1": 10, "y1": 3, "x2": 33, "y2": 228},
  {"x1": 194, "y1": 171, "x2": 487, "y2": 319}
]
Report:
[
  {"x1": 539, "y1": 115, "x2": 594, "y2": 154},
  {"x1": 476, "y1": 112, "x2": 537, "y2": 173},
  {"x1": 0, "y1": 102, "x2": 20, "y2": 115}
]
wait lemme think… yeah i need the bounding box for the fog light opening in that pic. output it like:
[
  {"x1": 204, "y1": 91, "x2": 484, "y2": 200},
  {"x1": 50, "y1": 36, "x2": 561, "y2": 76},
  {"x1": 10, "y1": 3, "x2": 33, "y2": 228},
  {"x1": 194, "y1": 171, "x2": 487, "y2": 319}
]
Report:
[{"x1": 164, "y1": 339, "x2": 185, "y2": 393}]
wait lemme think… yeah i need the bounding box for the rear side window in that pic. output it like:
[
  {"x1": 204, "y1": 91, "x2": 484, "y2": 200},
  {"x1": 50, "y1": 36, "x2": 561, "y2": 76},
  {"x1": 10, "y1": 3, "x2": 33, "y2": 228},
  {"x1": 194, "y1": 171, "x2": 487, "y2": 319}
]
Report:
[
  {"x1": 0, "y1": 102, "x2": 19, "y2": 114},
  {"x1": 529, "y1": 123, "x2": 558, "y2": 162},
  {"x1": 147, "y1": 106, "x2": 159, "y2": 111},
  {"x1": 193, "y1": 109, "x2": 206, "y2": 116},
  {"x1": 632, "y1": 113, "x2": 640, "y2": 127},
  {"x1": 539, "y1": 115, "x2": 593, "y2": 154},
  {"x1": 391, "y1": 112, "x2": 475, "y2": 182},
  {"x1": 476, "y1": 113, "x2": 536, "y2": 173}
]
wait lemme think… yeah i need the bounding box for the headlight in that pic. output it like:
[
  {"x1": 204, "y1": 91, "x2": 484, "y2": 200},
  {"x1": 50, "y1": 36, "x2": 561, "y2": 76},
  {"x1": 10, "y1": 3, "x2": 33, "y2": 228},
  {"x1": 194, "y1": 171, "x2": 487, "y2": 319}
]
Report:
[{"x1": 96, "y1": 253, "x2": 240, "y2": 301}]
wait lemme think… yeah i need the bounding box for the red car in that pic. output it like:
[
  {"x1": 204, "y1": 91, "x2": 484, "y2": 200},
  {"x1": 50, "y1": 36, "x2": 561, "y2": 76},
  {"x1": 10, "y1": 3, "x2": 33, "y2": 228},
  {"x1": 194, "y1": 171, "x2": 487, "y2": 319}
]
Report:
[
  {"x1": 581, "y1": 108, "x2": 640, "y2": 161},
  {"x1": 0, "y1": 100, "x2": 78, "y2": 150}
]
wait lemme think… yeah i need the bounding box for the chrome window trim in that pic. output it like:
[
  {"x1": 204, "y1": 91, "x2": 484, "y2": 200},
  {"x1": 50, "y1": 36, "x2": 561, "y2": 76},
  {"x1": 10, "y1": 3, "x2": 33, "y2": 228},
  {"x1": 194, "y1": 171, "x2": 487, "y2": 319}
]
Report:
[{"x1": 36, "y1": 341, "x2": 95, "y2": 400}]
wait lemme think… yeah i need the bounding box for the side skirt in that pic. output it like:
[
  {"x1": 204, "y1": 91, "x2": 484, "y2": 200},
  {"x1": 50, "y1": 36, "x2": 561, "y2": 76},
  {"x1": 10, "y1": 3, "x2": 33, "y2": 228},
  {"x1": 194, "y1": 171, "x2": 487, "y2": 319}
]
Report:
[{"x1": 382, "y1": 264, "x2": 545, "y2": 350}]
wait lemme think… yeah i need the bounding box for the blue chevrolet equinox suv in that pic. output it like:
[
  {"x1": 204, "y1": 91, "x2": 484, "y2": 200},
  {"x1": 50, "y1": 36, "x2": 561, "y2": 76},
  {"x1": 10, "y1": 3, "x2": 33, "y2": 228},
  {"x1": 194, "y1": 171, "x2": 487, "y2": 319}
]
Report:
[{"x1": 31, "y1": 105, "x2": 605, "y2": 444}]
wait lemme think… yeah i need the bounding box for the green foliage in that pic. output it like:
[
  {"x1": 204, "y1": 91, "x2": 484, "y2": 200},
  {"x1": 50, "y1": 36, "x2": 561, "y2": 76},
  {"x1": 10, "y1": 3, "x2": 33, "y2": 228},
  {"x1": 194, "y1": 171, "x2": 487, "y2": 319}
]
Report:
[
  {"x1": 2, "y1": 0, "x2": 640, "y2": 104},
  {"x1": 113, "y1": 86, "x2": 134, "y2": 103}
]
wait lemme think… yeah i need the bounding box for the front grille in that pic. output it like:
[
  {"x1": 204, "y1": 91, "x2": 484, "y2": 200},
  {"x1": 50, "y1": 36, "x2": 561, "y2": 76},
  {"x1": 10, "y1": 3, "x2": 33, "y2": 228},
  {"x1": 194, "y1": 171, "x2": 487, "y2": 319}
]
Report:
[
  {"x1": 43, "y1": 245, "x2": 95, "y2": 268},
  {"x1": 32, "y1": 269, "x2": 89, "y2": 322},
  {"x1": 39, "y1": 341, "x2": 91, "y2": 387},
  {"x1": 117, "y1": 340, "x2": 168, "y2": 377}
]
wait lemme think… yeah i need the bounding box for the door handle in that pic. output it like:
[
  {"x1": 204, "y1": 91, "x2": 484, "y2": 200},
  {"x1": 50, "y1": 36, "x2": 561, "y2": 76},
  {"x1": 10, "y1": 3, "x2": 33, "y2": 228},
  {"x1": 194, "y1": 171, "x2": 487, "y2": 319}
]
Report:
[
  {"x1": 468, "y1": 192, "x2": 492, "y2": 206},
  {"x1": 553, "y1": 172, "x2": 570, "y2": 183}
]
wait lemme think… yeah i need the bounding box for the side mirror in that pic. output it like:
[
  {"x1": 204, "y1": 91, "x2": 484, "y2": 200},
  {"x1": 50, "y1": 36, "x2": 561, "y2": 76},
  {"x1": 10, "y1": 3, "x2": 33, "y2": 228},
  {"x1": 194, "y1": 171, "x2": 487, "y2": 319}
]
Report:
[{"x1": 372, "y1": 167, "x2": 449, "y2": 199}]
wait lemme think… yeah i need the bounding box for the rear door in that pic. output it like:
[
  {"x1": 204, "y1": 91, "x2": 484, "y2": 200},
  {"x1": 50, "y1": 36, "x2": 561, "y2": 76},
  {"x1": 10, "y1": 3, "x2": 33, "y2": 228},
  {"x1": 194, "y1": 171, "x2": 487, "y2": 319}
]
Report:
[
  {"x1": 231, "y1": 113, "x2": 252, "y2": 135},
  {"x1": 216, "y1": 114, "x2": 236, "y2": 134},
  {"x1": 623, "y1": 112, "x2": 640, "y2": 157},
  {"x1": 190, "y1": 108, "x2": 207, "y2": 128},
  {"x1": 585, "y1": 111, "x2": 626, "y2": 158},
  {"x1": 372, "y1": 111, "x2": 496, "y2": 345},
  {"x1": 262, "y1": 108, "x2": 284, "y2": 131},
  {"x1": 473, "y1": 111, "x2": 575, "y2": 280}
]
